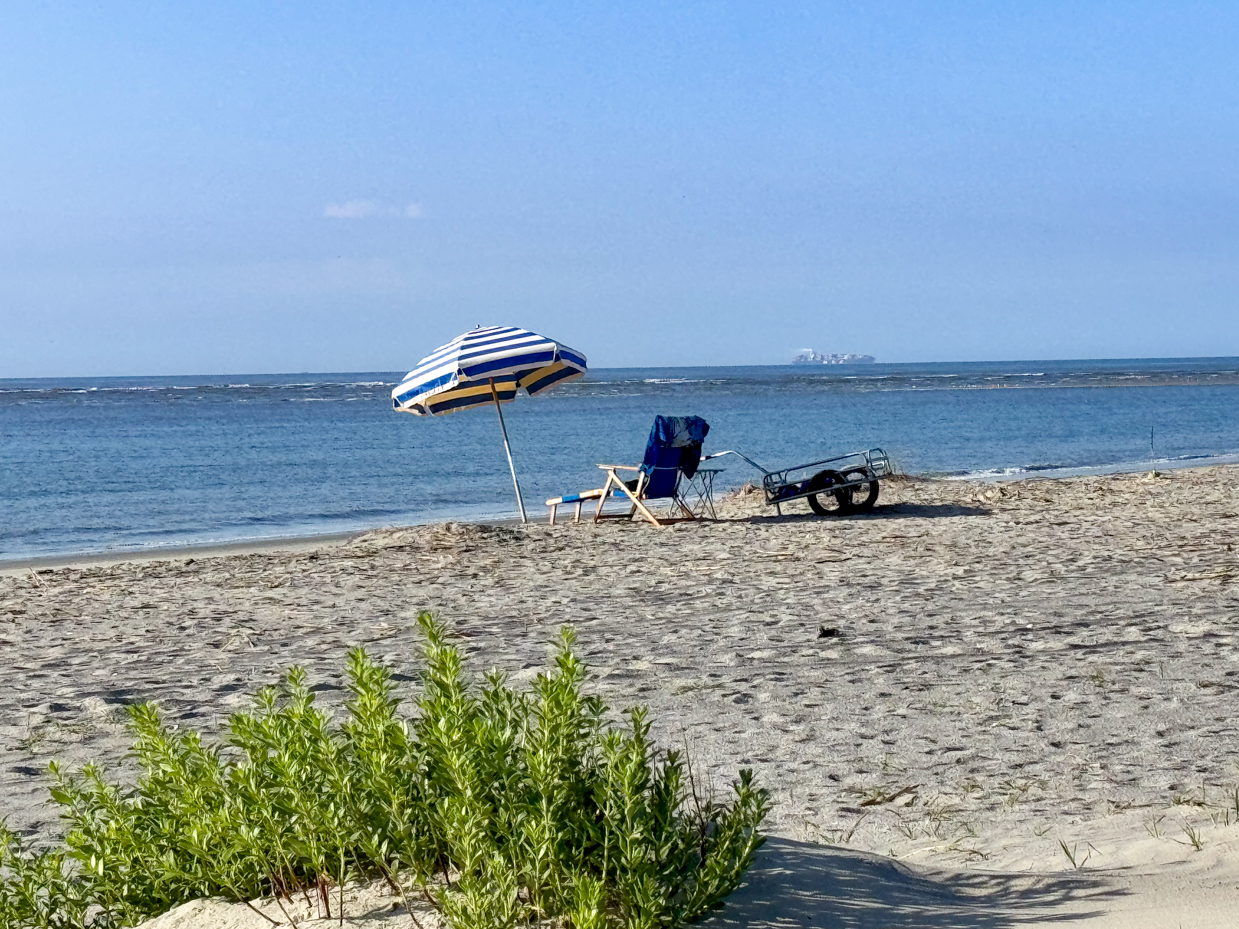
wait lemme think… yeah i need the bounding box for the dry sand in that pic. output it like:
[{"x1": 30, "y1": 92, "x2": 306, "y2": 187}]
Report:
[{"x1": 3, "y1": 466, "x2": 1239, "y2": 927}]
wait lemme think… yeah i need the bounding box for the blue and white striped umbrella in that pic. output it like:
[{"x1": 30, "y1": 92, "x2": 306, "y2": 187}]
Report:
[
  {"x1": 390, "y1": 325, "x2": 587, "y2": 522},
  {"x1": 391, "y1": 325, "x2": 587, "y2": 416}
]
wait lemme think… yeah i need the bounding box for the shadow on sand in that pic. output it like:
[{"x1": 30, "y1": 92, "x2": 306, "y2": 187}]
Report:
[
  {"x1": 742, "y1": 502, "x2": 991, "y2": 524},
  {"x1": 703, "y1": 838, "x2": 1125, "y2": 928}
]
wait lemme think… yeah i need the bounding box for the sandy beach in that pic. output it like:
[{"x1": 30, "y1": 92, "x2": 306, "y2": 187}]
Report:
[{"x1": 4, "y1": 466, "x2": 1239, "y2": 927}]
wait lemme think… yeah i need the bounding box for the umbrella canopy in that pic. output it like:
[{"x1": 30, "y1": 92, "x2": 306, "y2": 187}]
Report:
[
  {"x1": 390, "y1": 325, "x2": 587, "y2": 523},
  {"x1": 392, "y1": 325, "x2": 587, "y2": 416}
]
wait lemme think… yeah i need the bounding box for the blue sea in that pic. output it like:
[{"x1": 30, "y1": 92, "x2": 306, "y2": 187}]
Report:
[{"x1": 4, "y1": 358, "x2": 1239, "y2": 562}]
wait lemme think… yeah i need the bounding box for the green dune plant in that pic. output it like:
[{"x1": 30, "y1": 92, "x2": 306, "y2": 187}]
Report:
[{"x1": 0, "y1": 614, "x2": 768, "y2": 929}]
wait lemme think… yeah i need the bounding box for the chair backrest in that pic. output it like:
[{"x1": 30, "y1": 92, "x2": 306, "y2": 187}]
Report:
[
  {"x1": 639, "y1": 415, "x2": 710, "y2": 499},
  {"x1": 640, "y1": 446, "x2": 684, "y2": 498}
]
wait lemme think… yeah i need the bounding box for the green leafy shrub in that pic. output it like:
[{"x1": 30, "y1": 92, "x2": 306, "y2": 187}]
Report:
[{"x1": 0, "y1": 614, "x2": 768, "y2": 928}]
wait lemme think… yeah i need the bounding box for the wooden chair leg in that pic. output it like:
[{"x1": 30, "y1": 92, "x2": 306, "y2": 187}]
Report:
[
  {"x1": 614, "y1": 481, "x2": 662, "y2": 527},
  {"x1": 593, "y1": 473, "x2": 618, "y2": 523},
  {"x1": 592, "y1": 468, "x2": 662, "y2": 526},
  {"x1": 573, "y1": 501, "x2": 583, "y2": 522},
  {"x1": 549, "y1": 503, "x2": 558, "y2": 526}
]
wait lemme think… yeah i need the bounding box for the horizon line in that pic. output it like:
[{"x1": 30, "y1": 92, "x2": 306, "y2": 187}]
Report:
[{"x1": 4, "y1": 354, "x2": 1239, "y2": 383}]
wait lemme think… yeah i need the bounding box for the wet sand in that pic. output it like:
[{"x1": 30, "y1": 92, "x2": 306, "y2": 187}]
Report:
[{"x1": 3, "y1": 466, "x2": 1239, "y2": 926}]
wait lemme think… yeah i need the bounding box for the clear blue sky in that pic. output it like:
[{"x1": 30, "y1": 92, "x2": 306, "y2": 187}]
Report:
[{"x1": 3, "y1": 2, "x2": 1237, "y2": 376}]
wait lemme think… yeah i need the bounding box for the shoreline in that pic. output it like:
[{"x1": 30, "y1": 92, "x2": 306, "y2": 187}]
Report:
[
  {"x1": 0, "y1": 516, "x2": 527, "y2": 577},
  {"x1": 6, "y1": 454, "x2": 1238, "y2": 575},
  {"x1": 0, "y1": 531, "x2": 365, "y2": 577}
]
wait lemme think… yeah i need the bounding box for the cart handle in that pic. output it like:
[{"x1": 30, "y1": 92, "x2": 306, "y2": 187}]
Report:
[{"x1": 702, "y1": 450, "x2": 771, "y2": 476}]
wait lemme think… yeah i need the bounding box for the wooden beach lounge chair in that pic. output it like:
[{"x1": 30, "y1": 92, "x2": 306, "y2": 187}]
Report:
[{"x1": 545, "y1": 416, "x2": 717, "y2": 526}]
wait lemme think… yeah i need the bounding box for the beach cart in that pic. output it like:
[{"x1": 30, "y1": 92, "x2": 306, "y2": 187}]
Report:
[{"x1": 703, "y1": 447, "x2": 892, "y2": 516}]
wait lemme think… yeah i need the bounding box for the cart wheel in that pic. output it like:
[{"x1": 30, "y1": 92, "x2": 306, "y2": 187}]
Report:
[
  {"x1": 840, "y1": 468, "x2": 880, "y2": 511},
  {"x1": 806, "y1": 470, "x2": 853, "y2": 516}
]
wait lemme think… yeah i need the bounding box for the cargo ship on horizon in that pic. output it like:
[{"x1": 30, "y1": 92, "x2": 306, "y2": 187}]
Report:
[{"x1": 792, "y1": 349, "x2": 876, "y2": 364}]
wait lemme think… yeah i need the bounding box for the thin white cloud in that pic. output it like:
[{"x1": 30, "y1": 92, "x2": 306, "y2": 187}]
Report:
[
  {"x1": 324, "y1": 200, "x2": 380, "y2": 219},
  {"x1": 323, "y1": 200, "x2": 426, "y2": 220}
]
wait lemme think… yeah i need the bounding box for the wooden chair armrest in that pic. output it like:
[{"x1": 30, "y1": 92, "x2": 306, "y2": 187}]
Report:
[{"x1": 596, "y1": 464, "x2": 641, "y2": 471}]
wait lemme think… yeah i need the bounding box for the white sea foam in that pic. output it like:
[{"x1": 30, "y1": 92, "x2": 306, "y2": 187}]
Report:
[{"x1": 949, "y1": 452, "x2": 1239, "y2": 483}]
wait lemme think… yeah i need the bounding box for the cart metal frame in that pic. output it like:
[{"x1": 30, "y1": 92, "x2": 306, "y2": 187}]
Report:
[{"x1": 704, "y1": 447, "x2": 892, "y2": 515}]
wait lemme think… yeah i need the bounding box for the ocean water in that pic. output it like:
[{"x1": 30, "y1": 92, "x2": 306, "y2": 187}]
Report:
[{"x1": 4, "y1": 358, "x2": 1239, "y2": 562}]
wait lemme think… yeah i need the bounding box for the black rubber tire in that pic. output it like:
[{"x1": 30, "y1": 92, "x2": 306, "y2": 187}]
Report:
[
  {"x1": 806, "y1": 469, "x2": 853, "y2": 516},
  {"x1": 840, "y1": 468, "x2": 880, "y2": 511}
]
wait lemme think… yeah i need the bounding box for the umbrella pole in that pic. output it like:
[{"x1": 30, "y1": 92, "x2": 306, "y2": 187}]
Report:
[{"x1": 489, "y1": 378, "x2": 528, "y2": 523}]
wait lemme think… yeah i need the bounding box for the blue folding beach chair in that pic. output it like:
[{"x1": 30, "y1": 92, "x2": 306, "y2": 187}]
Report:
[{"x1": 545, "y1": 416, "x2": 718, "y2": 526}]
